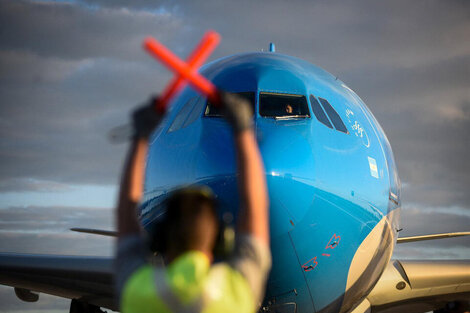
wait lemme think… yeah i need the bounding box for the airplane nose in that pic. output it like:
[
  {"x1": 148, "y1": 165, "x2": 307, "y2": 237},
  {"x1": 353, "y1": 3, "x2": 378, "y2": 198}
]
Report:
[
  {"x1": 257, "y1": 122, "x2": 314, "y2": 179},
  {"x1": 256, "y1": 120, "x2": 316, "y2": 236},
  {"x1": 256, "y1": 120, "x2": 322, "y2": 311},
  {"x1": 198, "y1": 118, "x2": 317, "y2": 237}
]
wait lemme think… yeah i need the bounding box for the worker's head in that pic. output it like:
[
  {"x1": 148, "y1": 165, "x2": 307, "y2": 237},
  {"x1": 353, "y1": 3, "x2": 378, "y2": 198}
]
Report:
[{"x1": 160, "y1": 187, "x2": 219, "y2": 262}]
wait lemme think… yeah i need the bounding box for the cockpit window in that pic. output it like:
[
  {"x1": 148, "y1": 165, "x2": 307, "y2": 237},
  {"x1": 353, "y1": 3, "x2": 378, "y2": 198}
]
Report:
[
  {"x1": 318, "y1": 98, "x2": 349, "y2": 134},
  {"x1": 310, "y1": 95, "x2": 333, "y2": 129},
  {"x1": 205, "y1": 92, "x2": 255, "y2": 117},
  {"x1": 259, "y1": 92, "x2": 310, "y2": 119},
  {"x1": 183, "y1": 96, "x2": 205, "y2": 128},
  {"x1": 168, "y1": 97, "x2": 197, "y2": 133}
]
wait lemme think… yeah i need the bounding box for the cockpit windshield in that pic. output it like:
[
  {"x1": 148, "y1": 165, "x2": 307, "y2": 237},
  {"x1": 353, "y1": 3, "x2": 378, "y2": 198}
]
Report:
[
  {"x1": 259, "y1": 92, "x2": 310, "y2": 119},
  {"x1": 204, "y1": 92, "x2": 255, "y2": 117}
]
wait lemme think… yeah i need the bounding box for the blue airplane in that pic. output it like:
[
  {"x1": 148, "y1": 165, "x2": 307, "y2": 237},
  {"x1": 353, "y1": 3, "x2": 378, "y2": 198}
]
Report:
[{"x1": 0, "y1": 46, "x2": 469, "y2": 313}]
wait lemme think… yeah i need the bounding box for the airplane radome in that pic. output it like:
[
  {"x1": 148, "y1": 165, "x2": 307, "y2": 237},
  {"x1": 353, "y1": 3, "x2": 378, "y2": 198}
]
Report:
[{"x1": 0, "y1": 50, "x2": 469, "y2": 313}]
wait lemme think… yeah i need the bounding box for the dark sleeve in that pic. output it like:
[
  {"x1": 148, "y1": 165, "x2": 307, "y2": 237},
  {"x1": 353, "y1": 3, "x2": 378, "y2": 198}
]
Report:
[
  {"x1": 229, "y1": 234, "x2": 272, "y2": 306},
  {"x1": 114, "y1": 234, "x2": 149, "y2": 299}
]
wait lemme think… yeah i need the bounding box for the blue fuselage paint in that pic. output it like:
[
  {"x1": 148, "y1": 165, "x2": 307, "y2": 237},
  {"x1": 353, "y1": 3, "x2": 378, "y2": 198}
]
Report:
[{"x1": 140, "y1": 52, "x2": 401, "y2": 313}]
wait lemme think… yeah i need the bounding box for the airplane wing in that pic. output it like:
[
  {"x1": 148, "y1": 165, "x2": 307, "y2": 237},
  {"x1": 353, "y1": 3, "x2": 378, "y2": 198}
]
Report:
[
  {"x1": 357, "y1": 259, "x2": 470, "y2": 313},
  {"x1": 397, "y1": 232, "x2": 470, "y2": 244},
  {"x1": 0, "y1": 252, "x2": 117, "y2": 311},
  {"x1": 70, "y1": 227, "x2": 118, "y2": 237}
]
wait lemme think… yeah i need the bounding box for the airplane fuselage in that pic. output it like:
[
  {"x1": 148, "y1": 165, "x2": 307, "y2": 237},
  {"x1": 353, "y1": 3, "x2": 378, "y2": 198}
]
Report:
[{"x1": 140, "y1": 52, "x2": 402, "y2": 313}]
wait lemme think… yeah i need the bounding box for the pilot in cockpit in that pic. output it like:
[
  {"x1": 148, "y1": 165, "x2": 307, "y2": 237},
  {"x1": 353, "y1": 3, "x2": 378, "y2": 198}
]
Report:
[{"x1": 285, "y1": 104, "x2": 293, "y2": 115}]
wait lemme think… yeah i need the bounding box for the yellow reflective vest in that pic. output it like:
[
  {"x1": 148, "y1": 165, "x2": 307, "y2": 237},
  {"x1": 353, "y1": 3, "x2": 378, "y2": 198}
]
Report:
[{"x1": 121, "y1": 251, "x2": 255, "y2": 313}]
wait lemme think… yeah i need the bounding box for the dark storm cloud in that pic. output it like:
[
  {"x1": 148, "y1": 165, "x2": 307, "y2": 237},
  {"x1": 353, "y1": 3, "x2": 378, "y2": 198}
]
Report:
[
  {"x1": 0, "y1": 54, "x2": 176, "y2": 186},
  {"x1": 0, "y1": 0, "x2": 185, "y2": 61},
  {"x1": 75, "y1": 0, "x2": 469, "y2": 72},
  {"x1": 0, "y1": 0, "x2": 203, "y2": 189},
  {"x1": 169, "y1": 1, "x2": 470, "y2": 67}
]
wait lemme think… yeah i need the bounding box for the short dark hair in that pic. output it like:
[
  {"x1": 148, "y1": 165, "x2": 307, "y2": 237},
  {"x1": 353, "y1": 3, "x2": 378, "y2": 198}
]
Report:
[{"x1": 150, "y1": 187, "x2": 219, "y2": 255}]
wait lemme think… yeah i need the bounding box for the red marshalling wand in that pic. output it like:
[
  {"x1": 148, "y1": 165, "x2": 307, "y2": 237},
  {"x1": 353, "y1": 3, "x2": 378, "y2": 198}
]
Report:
[
  {"x1": 143, "y1": 30, "x2": 221, "y2": 113},
  {"x1": 108, "y1": 31, "x2": 221, "y2": 143}
]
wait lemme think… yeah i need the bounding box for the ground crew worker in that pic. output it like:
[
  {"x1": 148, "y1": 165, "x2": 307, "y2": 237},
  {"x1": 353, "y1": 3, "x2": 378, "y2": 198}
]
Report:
[{"x1": 115, "y1": 92, "x2": 271, "y2": 313}]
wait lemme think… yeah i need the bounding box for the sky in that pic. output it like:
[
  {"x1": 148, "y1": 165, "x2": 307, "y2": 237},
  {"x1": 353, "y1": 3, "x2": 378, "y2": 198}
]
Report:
[{"x1": 0, "y1": 0, "x2": 469, "y2": 311}]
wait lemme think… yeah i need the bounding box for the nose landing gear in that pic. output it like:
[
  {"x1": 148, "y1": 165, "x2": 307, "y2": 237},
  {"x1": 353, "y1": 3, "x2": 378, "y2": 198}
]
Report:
[{"x1": 69, "y1": 299, "x2": 106, "y2": 313}]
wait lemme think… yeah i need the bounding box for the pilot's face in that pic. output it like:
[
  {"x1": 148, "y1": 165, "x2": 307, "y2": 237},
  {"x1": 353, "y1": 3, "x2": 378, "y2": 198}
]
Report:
[{"x1": 286, "y1": 104, "x2": 293, "y2": 114}]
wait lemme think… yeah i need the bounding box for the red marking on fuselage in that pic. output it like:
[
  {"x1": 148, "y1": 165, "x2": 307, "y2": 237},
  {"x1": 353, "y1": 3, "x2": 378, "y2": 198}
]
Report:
[
  {"x1": 301, "y1": 256, "x2": 318, "y2": 272},
  {"x1": 325, "y1": 233, "x2": 341, "y2": 249},
  {"x1": 322, "y1": 253, "x2": 331, "y2": 257}
]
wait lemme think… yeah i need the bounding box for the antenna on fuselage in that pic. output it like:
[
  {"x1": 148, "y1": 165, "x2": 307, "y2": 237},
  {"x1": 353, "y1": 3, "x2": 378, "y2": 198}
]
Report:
[{"x1": 269, "y1": 42, "x2": 275, "y2": 52}]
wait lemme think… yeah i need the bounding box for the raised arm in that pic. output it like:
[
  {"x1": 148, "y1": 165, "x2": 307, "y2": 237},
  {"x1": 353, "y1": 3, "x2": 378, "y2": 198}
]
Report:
[
  {"x1": 222, "y1": 93, "x2": 269, "y2": 246},
  {"x1": 116, "y1": 138, "x2": 149, "y2": 236},
  {"x1": 116, "y1": 99, "x2": 163, "y2": 237}
]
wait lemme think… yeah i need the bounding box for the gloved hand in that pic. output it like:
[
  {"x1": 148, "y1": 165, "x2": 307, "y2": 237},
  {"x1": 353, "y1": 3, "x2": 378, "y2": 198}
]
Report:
[
  {"x1": 220, "y1": 92, "x2": 254, "y2": 134},
  {"x1": 132, "y1": 96, "x2": 164, "y2": 139}
]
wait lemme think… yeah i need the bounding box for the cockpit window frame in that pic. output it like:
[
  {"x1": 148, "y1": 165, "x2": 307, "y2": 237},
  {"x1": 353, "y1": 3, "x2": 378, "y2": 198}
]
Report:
[
  {"x1": 204, "y1": 91, "x2": 256, "y2": 118},
  {"x1": 259, "y1": 92, "x2": 311, "y2": 119}
]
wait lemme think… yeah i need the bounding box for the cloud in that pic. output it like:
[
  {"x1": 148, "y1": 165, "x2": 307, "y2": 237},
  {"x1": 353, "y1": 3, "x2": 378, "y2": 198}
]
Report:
[
  {"x1": 393, "y1": 245, "x2": 470, "y2": 260},
  {"x1": 0, "y1": 205, "x2": 114, "y2": 255},
  {"x1": 437, "y1": 100, "x2": 470, "y2": 121},
  {"x1": 80, "y1": 0, "x2": 167, "y2": 10},
  {"x1": 0, "y1": 0, "x2": 188, "y2": 187},
  {"x1": 0, "y1": 50, "x2": 88, "y2": 84},
  {"x1": 398, "y1": 204, "x2": 470, "y2": 236},
  {"x1": 0, "y1": 178, "x2": 72, "y2": 193},
  {"x1": 0, "y1": 0, "x2": 185, "y2": 61},
  {"x1": 167, "y1": 0, "x2": 470, "y2": 71},
  {"x1": 0, "y1": 56, "x2": 166, "y2": 185},
  {"x1": 393, "y1": 204, "x2": 470, "y2": 259}
]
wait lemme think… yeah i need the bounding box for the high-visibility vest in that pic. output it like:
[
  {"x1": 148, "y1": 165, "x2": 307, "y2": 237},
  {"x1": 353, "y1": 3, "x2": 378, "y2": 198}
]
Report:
[{"x1": 121, "y1": 251, "x2": 255, "y2": 313}]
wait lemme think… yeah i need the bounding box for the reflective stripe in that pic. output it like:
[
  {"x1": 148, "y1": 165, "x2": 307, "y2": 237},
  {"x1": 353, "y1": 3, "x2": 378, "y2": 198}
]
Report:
[{"x1": 154, "y1": 268, "x2": 203, "y2": 313}]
